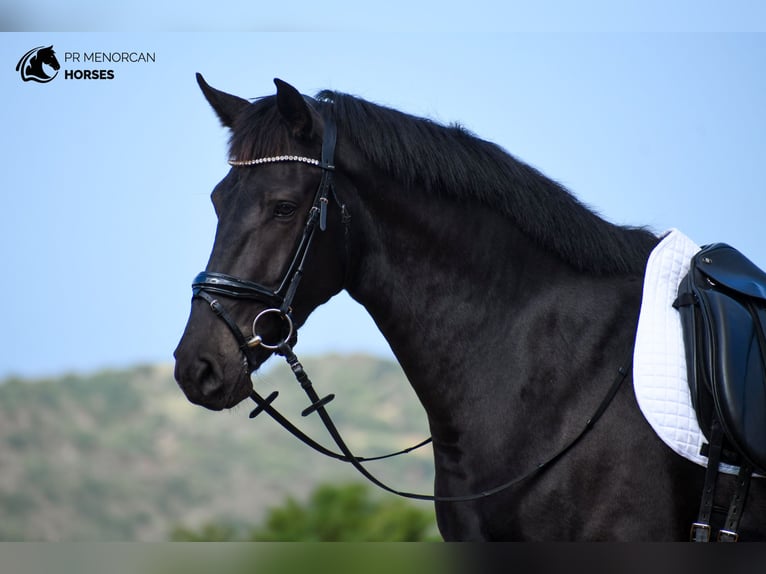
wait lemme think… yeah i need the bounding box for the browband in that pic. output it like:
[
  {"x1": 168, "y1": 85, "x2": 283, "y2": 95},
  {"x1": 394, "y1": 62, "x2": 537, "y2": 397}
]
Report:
[
  {"x1": 227, "y1": 155, "x2": 322, "y2": 168},
  {"x1": 227, "y1": 113, "x2": 336, "y2": 171}
]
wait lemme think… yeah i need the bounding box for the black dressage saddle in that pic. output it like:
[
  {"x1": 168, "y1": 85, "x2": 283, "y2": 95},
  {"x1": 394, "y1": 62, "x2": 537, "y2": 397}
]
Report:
[{"x1": 675, "y1": 243, "x2": 766, "y2": 541}]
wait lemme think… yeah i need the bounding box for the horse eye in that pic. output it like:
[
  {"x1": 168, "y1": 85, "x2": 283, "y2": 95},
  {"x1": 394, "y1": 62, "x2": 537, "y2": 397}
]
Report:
[{"x1": 274, "y1": 201, "x2": 297, "y2": 218}]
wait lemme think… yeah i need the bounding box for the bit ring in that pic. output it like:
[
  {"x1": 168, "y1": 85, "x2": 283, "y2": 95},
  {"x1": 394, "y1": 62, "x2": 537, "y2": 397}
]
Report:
[{"x1": 247, "y1": 308, "x2": 294, "y2": 350}]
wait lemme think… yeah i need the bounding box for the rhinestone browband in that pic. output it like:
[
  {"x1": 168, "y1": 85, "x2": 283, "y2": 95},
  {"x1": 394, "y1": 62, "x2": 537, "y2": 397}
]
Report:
[{"x1": 228, "y1": 155, "x2": 321, "y2": 167}]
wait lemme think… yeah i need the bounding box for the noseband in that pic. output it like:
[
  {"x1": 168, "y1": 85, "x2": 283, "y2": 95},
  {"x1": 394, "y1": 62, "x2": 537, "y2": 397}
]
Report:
[{"x1": 188, "y1": 111, "x2": 630, "y2": 504}]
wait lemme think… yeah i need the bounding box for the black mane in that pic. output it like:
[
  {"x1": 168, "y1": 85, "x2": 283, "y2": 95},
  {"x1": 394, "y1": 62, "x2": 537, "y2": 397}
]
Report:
[{"x1": 230, "y1": 90, "x2": 658, "y2": 275}]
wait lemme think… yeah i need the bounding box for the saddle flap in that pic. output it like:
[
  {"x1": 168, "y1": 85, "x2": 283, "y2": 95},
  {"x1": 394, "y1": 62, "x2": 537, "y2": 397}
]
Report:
[
  {"x1": 677, "y1": 242, "x2": 766, "y2": 475},
  {"x1": 702, "y1": 288, "x2": 766, "y2": 472},
  {"x1": 695, "y1": 243, "x2": 766, "y2": 301}
]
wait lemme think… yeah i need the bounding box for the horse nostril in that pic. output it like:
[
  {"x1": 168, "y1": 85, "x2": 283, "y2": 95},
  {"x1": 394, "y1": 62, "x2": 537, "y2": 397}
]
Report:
[
  {"x1": 175, "y1": 351, "x2": 225, "y2": 407},
  {"x1": 198, "y1": 355, "x2": 224, "y2": 398}
]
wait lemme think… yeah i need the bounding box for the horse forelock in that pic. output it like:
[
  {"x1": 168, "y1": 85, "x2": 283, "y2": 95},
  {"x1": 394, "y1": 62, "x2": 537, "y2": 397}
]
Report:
[{"x1": 227, "y1": 96, "x2": 296, "y2": 163}]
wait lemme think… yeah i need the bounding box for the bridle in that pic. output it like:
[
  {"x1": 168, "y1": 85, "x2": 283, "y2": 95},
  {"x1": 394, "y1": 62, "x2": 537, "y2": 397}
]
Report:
[
  {"x1": 189, "y1": 110, "x2": 631, "y2": 503},
  {"x1": 192, "y1": 112, "x2": 340, "y2": 357}
]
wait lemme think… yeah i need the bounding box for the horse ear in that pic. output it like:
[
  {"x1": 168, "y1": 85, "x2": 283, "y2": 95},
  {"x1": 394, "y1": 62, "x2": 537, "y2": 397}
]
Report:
[
  {"x1": 274, "y1": 78, "x2": 313, "y2": 138},
  {"x1": 196, "y1": 73, "x2": 249, "y2": 129}
]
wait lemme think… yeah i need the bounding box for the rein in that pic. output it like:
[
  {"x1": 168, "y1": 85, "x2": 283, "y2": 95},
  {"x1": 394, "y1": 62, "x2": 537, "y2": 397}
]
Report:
[
  {"x1": 260, "y1": 341, "x2": 631, "y2": 502},
  {"x1": 190, "y1": 112, "x2": 631, "y2": 502}
]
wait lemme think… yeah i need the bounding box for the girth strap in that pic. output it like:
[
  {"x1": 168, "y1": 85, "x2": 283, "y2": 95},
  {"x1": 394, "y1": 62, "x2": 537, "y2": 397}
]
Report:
[
  {"x1": 691, "y1": 417, "x2": 725, "y2": 542},
  {"x1": 718, "y1": 462, "x2": 753, "y2": 542},
  {"x1": 691, "y1": 413, "x2": 755, "y2": 542}
]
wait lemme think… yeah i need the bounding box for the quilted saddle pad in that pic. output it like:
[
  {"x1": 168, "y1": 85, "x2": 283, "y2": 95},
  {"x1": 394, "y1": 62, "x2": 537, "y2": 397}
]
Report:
[{"x1": 632, "y1": 229, "x2": 744, "y2": 474}]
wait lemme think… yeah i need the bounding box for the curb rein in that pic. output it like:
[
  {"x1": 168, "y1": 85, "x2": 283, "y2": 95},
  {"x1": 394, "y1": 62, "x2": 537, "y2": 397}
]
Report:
[{"x1": 191, "y1": 112, "x2": 631, "y2": 503}]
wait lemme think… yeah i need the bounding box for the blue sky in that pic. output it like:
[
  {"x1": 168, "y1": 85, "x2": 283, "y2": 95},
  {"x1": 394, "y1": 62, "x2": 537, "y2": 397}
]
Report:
[{"x1": 2, "y1": 30, "x2": 765, "y2": 378}]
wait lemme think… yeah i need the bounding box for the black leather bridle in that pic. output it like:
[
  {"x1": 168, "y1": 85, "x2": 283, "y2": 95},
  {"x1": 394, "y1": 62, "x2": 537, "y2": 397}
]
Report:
[
  {"x1": 192, "y1": 114, "x2": 339, "y2": 360},
  {"x1": 189, "y1": 111, "x2": 630, "y2": 503}
]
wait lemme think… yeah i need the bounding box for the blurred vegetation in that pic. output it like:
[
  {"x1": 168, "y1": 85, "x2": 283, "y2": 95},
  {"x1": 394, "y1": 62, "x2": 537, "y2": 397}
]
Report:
[
  {"x1": 172, "y1": 483, "x2": 440, "y2": 541},
  {"x1": 0, "y1": 356, "x2": 436, "y2": 541}
]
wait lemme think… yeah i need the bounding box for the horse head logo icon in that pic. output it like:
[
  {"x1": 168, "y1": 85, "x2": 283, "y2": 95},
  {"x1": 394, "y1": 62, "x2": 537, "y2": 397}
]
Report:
[{"x1": 16, "y1": 46, "x2": 61, "y2": 83}]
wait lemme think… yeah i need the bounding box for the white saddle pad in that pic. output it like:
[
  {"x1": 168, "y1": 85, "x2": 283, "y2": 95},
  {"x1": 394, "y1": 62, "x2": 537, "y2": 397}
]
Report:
[{"x1": 632, "y1": 229, "x2": 743, "y2": 474}]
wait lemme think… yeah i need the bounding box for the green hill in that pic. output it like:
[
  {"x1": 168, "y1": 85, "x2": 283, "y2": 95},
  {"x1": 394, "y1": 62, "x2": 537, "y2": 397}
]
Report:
[{"x1": 0, "y1": 355, "x2": 435, "y2": 541}]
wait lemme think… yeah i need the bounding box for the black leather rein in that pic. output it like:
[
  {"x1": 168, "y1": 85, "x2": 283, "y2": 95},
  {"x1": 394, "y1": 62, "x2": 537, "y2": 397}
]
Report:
[{"x1": 189, "y1": 112, "x2": 630, "y2": 503}]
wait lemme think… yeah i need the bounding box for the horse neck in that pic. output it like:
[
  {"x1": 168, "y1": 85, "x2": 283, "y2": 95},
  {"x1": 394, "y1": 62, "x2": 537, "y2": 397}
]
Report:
[
  {"x1": 347, "y1": 180, "x2": 562, "y2": 396},
  {"x1": 341, "y1": 173, "x2": 646, "y2": 446}
]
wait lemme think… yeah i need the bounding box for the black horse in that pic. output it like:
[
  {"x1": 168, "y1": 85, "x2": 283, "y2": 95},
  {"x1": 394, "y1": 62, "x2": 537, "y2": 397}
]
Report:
[{"x1": 174, "y1": 75, "x2": 765, "y2": 541}]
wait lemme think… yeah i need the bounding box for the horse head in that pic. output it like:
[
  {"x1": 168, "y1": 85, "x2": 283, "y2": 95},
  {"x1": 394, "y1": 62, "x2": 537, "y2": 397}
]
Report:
[
  {"x1": 36, "y1": 46, "x2": 61, "y2": 72},
  {"x1": 174, "y1": 76, "x2": 347, "y2": 410}
]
